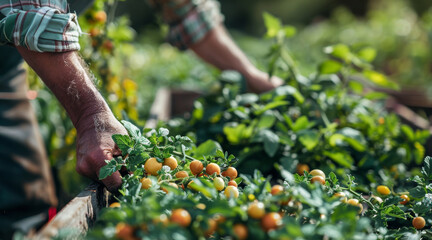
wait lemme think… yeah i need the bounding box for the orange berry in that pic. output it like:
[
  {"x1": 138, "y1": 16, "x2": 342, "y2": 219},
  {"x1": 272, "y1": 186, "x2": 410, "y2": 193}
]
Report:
[
  {"x1": 214, "y1": 177, "x2": 225, "y2": 191},
  {"x1": 228, "y1": 180, "x2": 238, "y2": 187},
  {"x1": 171, "y1": 209, "x2": 191, "y2": 227},
  {"x1": 248, "y1": 201, "x2": 266, "y2": 219},
  {"x1": 310, "y1": 176, "x2": 326, "y2": 185},
  {"x1": 144, "y1": 158, "x2": 162, "y2": 176},
  {"x1": 347, "y1": 198, "x2": 363, "y2": 213},
  {"x1": 163, "y1": 156, "x2": 178, "y2": 170},
  {"x1": 413, "y1": 216, "x2": 426, "y2": 230},
  {"x1": 109, "y1": 202, "x2": 121, "y2": 208},
  {"x1": 204, "y1": 218, "x2": 217, "y2": 237},
  {"x1": 400, "y1": 195, "x2": 410, "y2": 205},
  {"x1": 310, "y1": 169, "x2": 326, "y2": 178},
  {"x1": 261, "y1": 212, "x2": 282, "y2": 232},
  {"x1": 233, "y1": 223, "x2": 248, "y2": 240},
  {"x1": 92, "y1": 10, "x2": 107, "y2": 23},
  {"x1": 376, "y1": 185, "x2": 391, "y2": 196},
  {"x1": 175, "y1": 171, "x2": 189, "y2": 179},
  {"x1": 140, "y1": 178, "x2": 152, "y2": 190},
  {"x1": 115, "y1": 223, "x2": 136, "y2": 240},
  {"x1": 190, "y1": 160, "x2": 204, "y2": 175},
  {"x1": 271, "y1": 185, "x2": 284, "y2": 195},
  {"x1": 206, "y1": 163, "x2": 221, "y2": 176},
  {"x1": 222, "y1": 167, "x2": 238, "y2": 180},
  {"x1": 296, "y1": 164, "x2": 310, "y2": 175},
  {"x1": 224, "y1": 186, "x2": 239, "y2": 199}
]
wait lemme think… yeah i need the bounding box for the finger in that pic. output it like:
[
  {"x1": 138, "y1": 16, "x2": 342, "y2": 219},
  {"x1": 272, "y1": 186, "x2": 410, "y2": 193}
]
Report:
[{"x1": 100, "y1": 171, "x2": 122, "y2": 193}]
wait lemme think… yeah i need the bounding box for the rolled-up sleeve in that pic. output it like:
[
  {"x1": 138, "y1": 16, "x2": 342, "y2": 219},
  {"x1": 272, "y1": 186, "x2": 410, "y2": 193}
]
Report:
[
  {"x1": 149, "y1": 0, "x2": 224, "y2": 50},
  {"x1": 0, "y1": 1, "x2": 81, "y2": 52}
]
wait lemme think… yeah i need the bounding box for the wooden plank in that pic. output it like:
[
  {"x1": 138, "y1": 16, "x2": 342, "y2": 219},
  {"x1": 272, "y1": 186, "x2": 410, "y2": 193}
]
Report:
[
  {"x1": 145, "y1": 87, "x2": 171, "y2": 129},
  {"x1": 385, "y1": 97, "x2": 432, "y2": 133},
  {"x1": 33, "y1": 182, "x2": 108, "y2": 240}
]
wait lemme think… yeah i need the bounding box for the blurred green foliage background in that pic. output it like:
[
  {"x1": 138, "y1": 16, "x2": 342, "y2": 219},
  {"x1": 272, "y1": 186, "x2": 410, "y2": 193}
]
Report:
[{"x1": 26, "y1": 0, "x2": 432, "y2": 205}]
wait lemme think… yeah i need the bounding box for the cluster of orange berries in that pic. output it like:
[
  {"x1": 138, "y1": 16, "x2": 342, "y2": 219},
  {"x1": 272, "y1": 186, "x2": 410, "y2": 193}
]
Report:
[{"x1": 138, "y1": 157, "x2": 239, "y2": 198}]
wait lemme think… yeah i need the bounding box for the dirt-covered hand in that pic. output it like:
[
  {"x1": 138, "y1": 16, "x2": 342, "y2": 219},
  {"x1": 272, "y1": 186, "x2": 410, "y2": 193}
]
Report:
[{"x1": 75, "y1": 112, "x2": 128, "y2": 193}]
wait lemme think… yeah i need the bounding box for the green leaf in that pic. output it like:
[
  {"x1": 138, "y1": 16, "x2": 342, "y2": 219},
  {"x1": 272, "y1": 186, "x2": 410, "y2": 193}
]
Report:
[
  {"x1": 253, "y1": 129, "x2": 280, "y2": 157},
  {"x1": 274, "y1": 86, "x2": 305, "y2": 104},
  {"x1": 223, "y1": 124, "x2": 252, "y2": 144},
  {"x1": 329, "y1": 172, "x2": 339, "y2": 186},
  {"x1": 422, "y1": 156, "x2": 432, "y2": 180},
  {"x1": 258, "y1": 114, "x2": 277, "y2": 129},
  {"x1": 121, "y1": 120, "x2": 141, "y2": 139},
  {"x1": 409, "y1": 186, "x2": 426, "y2": 198},
  {"x1": 292, "y1": 116, "x2": 312, "y2": 132},
  {"x1": 364, "y1": 91, "x2": 388, "y2": 100},
  {"x1": 324, "y1": 151, "x2": 354, "y2": 168},
  {"x1": 324, "y1": 44, "x2": 351, "y2": 62},
  {"x1": 319, "y1": 60, "x2": 343, "y2": 74},
  {"x1": 298, "y1": 129, "x2": 320, "y2": 151},
  {"x1": 283, "y1": 26, "x2": 297, "y2": 38},
  {"x1": 363, "y1": 70, "x2": 399, "y2": 90},
  {"x1": 357, "y1": 47, "x2": 377, "y2": 62},
  {"x1": 254, "y1": 101, "x2": 289, "y2": 115},
  {"x1": 99, "y1": 158, "x2": 121, "y2": 180},
  {"x1": 263, "y1": 12, "x2": 282, "y2": 38},
  {"x1": 194, "y1": 140, "x2": 222, "y2": 159},
  {"x1": 112, "y1": 134, "x2": 133, "y2": 154},
  {"x1": 349, "y1": 81, "x2": 363, "y2": 94},
  {"x1": 336, "y1": 127, "x2": 367, "y2": 152},
  {"x1": 382, "y1": 205, "x2": 406, "y2": 219}
]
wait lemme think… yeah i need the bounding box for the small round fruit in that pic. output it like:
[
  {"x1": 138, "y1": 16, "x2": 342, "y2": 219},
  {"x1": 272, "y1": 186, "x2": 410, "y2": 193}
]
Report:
[
  {"x1": 261, "y1": 212, "x2": 282, "y2": 232},
  {"x1": 93, "y1": 11, "x2": 107, "y2": 23},
  {"x1": 310, "y1": 176, "x2": 326, "y2": 185},
  {"x1": 347, "y1": 198, "x2": 363, "y2": 213},
  {"x1": 206, "y1": 163, "x2": 221, "y2": 175},
  {"x1": 214, "y1": 177, "x2": 225, "y2": 191},
  {"x1": 204, "y1": 218, "x2": 217, "y2": 237},
  {"x1": 371, "y1": 195, "x2": 383, "y2": 204},
  {"x1": 190, "y1": 160, "x2": 204, "y2": 175},
  {"x1": 163, "y1": 156, "x2": 178, "y2": 170},
  {"x1": 144, "y1": 158, "x2": 163, "y2": 176},
  {"x1": 310, "y1": 169, "x2": 326, "y2": 179},
  {"x1": 115, "y1": 222, "x2": 135, "y2": 240},
  {"x1": 413, "y1": 216, "x2": 426, "y2": 230},
  {"x1": 222, "y1": 167, "x2": 238, "y2": 180},
  {"x1": 296, "y1": 164, "x2": 310, "y2": 175},
  {"x1": 224, "y1": 186, "x2": 239, "y2": 199},
  {"x1": 153, "y1": 214, "x2": 169, "y2": 226},
  {"x1": 271, "y1": 185, "x2": 284, "y2": 195},
  {"x1": 140, "y1": 178, "x2": 152, "y2": 190},
  {"x1": 175, "y1": 171, "x2": 189, "y2": 179},
  {"x1": 109, "y1": 202, "x2": 121, "y2": 208},
  {"x1": 376, "y1": 185, "x2": 391, "y2": 196},
  {"x1": 233, "y1": 223, "x2": 248, "y2": 240},
  {"x1": 399, "y1": 195, "x2": 410, "y2": 205},
  {"x1": 171, "y1": 209, "x2": 191, "y2": 227},
  {"x1": 248, "y1": 201, "x2": 266, "y2": 219},
  {"x1": 333, "y1": 192, "x2": 347, "y2": 203},
  {"x1": 228, "y1": 180, "x2": 238, "y2": 187}
]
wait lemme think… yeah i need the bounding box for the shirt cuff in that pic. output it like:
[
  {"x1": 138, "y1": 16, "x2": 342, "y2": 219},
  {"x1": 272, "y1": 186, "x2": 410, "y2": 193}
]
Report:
[
  {"x1": 166, "y1": 0, "x2": 224, "y2": 51},
  {"x1": 0, "y1": 7, "x2": 81, "y2": 52}
]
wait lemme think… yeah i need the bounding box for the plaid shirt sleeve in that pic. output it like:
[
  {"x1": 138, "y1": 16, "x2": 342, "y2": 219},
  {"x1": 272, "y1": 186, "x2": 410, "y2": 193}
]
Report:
[
  {"x1": 149, "y1": 0, "x2": 224, "y2": 50},
  {"x1": 0, "y1": 0, "x2": 81, "y2": 52}
]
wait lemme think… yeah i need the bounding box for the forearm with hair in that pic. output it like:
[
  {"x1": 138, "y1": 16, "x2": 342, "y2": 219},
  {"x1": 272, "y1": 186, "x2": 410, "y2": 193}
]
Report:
[{"x1": 16, "y1": 47, "x2": 112, "y2": 129}]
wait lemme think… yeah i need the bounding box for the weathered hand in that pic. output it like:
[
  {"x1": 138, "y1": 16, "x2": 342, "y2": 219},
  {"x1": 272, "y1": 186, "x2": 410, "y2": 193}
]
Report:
[
  {"x1": 75, "y1": 112, "x2": 128, "y2": 193},
  {"x1": 245, "y1": 68, "x2": 284, "y2": 93}
]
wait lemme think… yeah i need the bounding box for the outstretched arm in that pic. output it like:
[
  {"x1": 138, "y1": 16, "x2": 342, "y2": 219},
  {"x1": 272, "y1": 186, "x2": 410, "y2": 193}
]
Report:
[
  {"x1": 190, "y1": 24, "x2": 283, "y2": 93},
  {"x1": 17, "y1": 47, "x2": 127, "y2": 192}
]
